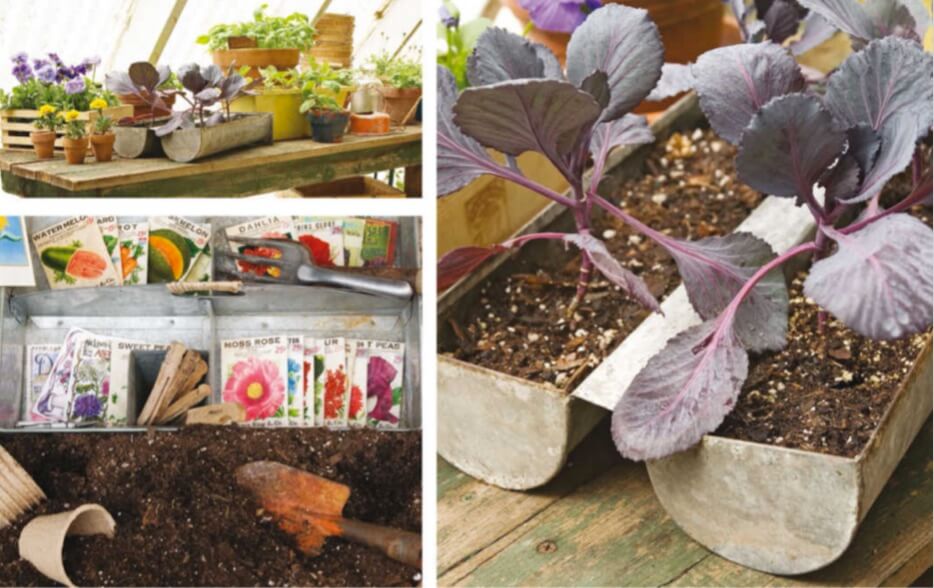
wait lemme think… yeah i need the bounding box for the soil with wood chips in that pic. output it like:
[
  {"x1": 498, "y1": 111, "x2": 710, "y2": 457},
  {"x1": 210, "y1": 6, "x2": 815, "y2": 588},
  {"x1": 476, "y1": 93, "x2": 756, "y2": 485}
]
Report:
[{"x1": 0, "y1": 427, "x2": 421, "y2": 587}]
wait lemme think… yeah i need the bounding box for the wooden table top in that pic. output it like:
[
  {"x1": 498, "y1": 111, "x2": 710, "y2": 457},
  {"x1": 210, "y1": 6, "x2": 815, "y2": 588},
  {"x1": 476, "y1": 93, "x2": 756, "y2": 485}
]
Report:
[
  {"x1": 438, "y1": 418, "x2": 932, "y2": 587},
  {"x1": 0, "y1": 125, "x2": 421, "y2": 197}
]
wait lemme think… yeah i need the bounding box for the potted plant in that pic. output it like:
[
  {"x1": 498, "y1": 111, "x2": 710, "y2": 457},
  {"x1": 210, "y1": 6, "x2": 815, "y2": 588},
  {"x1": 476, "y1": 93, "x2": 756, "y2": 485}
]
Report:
[
  {"x1": 29, "y1": 104, "x2": 60, "y2": 159},
  {"x1": 230, "y1": 66, "x2": 305, "y2": 141},
  {"x1": 373, "y1": 53, "x2": 422, "y2": 125},
  {"x1": 196, "y1": 4, "x2": 316, "y2": 81},
  {"x1": 105, "y1": 62, "x2": 180, "y2": 158},
  {"x1": 608, "y1": 3, "x2": 933, "y2": 574},
  {"x1": 155, "y1": 63, "x2": 272, "y2": 162},
  {"x1": 300, "y1": 89, "x2": 349, "y2": 143},
  {"x1": 61, "y1": 109, "x2": 88, "y2": 164},
  {"x1": 88, "y1": 98, "x2": 115, "y2": 162}
]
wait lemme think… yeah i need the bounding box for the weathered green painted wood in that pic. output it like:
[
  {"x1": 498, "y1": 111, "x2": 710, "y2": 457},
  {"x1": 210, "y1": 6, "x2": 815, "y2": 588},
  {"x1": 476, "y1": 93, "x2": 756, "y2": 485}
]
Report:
[{"x1": 2, "y1": 142, "x2": 421, "y2": 198}]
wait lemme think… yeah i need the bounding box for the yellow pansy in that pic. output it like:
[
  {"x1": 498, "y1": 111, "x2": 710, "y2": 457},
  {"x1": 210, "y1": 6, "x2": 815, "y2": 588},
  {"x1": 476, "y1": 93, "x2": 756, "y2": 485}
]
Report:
[
  {"x1": 64, "y1": 110, "x2": 80, "y2": 122},
  {"x1": 38, "y1": 104, "x2": 56, "y2": 116},
  {"x1": 89, "y1": 98, "x2": 108, "y2": 111}
]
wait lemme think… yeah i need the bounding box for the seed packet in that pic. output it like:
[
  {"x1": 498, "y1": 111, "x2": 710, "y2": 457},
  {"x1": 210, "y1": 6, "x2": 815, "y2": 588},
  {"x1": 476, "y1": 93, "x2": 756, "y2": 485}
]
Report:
[
  {"x1": 341, "y1": 218, "x2": 366, "y2": 267},
  {"x1": 0, "y1": 216, "x2": 36, "y2": 287},
  {"x1": 148, "y1": 216, "x2": 210, "y2": 284},
  {"x1": 32, "y1": 217, "x2": 118, "y2": 289},
  {"x1": 221, "y1": 335, "x2": 289, "y2": 426},
  {"x1": 286, "y1": 336, "x2": 304, "y2": 426},
  {"x1": 33, "y1": 328, "x2": 90, "y2": 422},
  {"x1": 225, "y1": 217, "x2": 294, "y2": 278},
  {"x1": 118, "y1": 222, "x2": 149, "y2": 286},
  {"x1": 318, "y1": 337, "x2": 349, "y2": 426},
  {"x1": 109, "y1": 339, "x2": 168, "y2": 426},
  {"x1": 293, "y1": 217, "x2": 345, "y2": 267},
  {"x1": 347, "y1": 340, "x2": 369, "y2": 427},
  {"x1": 23, "y1": 344, "x2": 60, "y2": 423},
  {"x1": 361, "y1": 219, "x2": 398, "y2": 267},
  {"x1": 68, "y1": 334, "x2": 113, "y2": 425},
  {"x1": 366, "y1": 341, "x2": 405, "y2": 428},
  {"x1": 303, "y1": 339, "x2": 323, "y2": 426},
  {"x1": 96, "y1": 216, "x2": 122, "y2": 286}
]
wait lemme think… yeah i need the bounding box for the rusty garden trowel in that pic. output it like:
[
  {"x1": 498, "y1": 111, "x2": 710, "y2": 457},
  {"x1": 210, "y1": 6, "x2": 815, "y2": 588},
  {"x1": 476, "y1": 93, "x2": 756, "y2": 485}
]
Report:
[{"x1": 235, "y1": 461, "x2": 421, "y2": 568}]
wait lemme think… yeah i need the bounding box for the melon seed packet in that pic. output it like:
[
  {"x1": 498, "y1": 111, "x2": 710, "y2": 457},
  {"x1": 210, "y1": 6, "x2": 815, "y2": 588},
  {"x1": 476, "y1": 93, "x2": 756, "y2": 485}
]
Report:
[
  {"x1": 148, "y1": 216, "x2": 210, "y2": 284},
  {"x1": 318, "y1": 337, "x2": 348, "y2": 426},
  {"x1": 361, "y1": 219, "x2": 398, "y2": 267},
  {"x1": 109, "y1": 339, "x2": 168, "y2": 426},
  {"x1": 32, "y1": 217, "x2": 118, "y2": 289},
  {"x1": 95, "y1": 216, "x2": 122, "y2": 286},
  {"x1": 225, "y1": 216, "x2": 294, "y2": 278},
  {"x1": 221, "y1": 335, "x2": 289, "y2": 426},
  {"x1": 347, "y1": 340, "x2": 369, "y2": 427},
  {"x1": 341, "y1": 218, "x2": 366, "y2": 267},
  {"x1": 23, "y1": 344, "x2": 60, "y2": 423},
  {"x1": 366, "y1": 341, "x2": 405, "y2": 429},
  {"x1": 303, "y1": 339, "x2": 323, "y2": 426},
  {"x1": 33, "y1": 328, "x2": 90, "y2": 422},
  {"x1": 67, "y1": 334, "x2": 113, "y2": 425},
  {"x1": 293, "y1": 217, "x2": 345, "y2": 267},
  {"x1": 118, "y1": 222, "x2": 149, "y2": 286},
  {"x1": 287, "y1": 335, "x2": 304, "y2": 426}
]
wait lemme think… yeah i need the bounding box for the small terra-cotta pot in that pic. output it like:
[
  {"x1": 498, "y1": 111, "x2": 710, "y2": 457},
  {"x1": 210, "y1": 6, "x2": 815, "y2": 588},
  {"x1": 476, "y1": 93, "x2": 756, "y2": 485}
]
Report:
[
  {"x1": 308, "y1": 110, "x2": 350, "y2": 143},
  {"x1": 29, "y1": 131, "x2": 56, "y2": 159},
  {"x1": 62, "y1": 136, "x2": 88, "y2": 165},
  {"x1": 381, "y1": 87, "x2": 422, "y2": 125},
  {"x1": 90, "y1": 133, "x2": 116, "y2": 162}
]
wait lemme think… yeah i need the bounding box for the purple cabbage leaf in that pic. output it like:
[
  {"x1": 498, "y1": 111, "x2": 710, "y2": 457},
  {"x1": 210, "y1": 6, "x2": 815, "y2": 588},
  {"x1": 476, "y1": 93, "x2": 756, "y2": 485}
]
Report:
[
  {"x1": 646, "y1": 63, "x2": 695, "y2": 102},
  {"x1": 797, "y1": 0, "x2": 925, "y2": 47},
  {"x1": 563, "y1": 233, "x2": 661, "y2": 313},
  {"x1": 466, "y1": 27, "x2": 563, "y2": 87}
]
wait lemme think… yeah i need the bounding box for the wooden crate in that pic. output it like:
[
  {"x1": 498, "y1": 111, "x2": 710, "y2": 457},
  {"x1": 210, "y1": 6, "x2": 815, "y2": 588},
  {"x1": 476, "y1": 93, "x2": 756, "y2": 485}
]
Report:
[
  {"x1": 307, "y1": 13, "x2": 354, "y2": 68},
  {"x1": 0, "y1": 105, "x2": 133, "y2": 151},
  {"x1": 290, "y1": 176, "x2": 404, "y2": 198}
]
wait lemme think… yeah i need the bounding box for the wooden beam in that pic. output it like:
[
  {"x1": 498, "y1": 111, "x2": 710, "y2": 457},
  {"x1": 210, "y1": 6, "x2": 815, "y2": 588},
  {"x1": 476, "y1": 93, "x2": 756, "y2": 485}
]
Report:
[
  {"x1": 311, "y1": 0, "x2": 333, "y2": 26},
  {"x1": 391, "y1": 19, "x2": 423, "y2": 60},
  {"x1": 481, "y1": 0, "x2": 503, "y2": 20},
  {"x1": 149, "y1": 0, "x2": 189, "y2": 64},
  {"x1": 355, "y1": 0, "x2": 400, "y2": 53}
]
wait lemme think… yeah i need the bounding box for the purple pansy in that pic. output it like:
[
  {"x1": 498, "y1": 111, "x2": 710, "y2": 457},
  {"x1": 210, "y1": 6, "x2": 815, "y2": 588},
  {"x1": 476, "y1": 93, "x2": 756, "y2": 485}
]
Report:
[
  {"x1": 12, "y1": 62, "x2": 32, "y2": 83},
  {"x1": 72, "y1": 393, "x2": 102, "y2": 418},
  {"x1": 32, "y1": 57, "x2": 49, "y2": 71},
  {"x1": 440, "y1": 4, "x2": 459, "y2": 28},
  {"x1": 11, "y1": 52, "x2": 28, "y2": 64},
  {"x1": 519, "y1": 0, "x2": 602, "y2": 33},
  {"x1": 64, "y1": 77, "x2": 85, "y2": 94},
  {"x1": 36, "y1": 65, "x2": 57, "y2": 83}
]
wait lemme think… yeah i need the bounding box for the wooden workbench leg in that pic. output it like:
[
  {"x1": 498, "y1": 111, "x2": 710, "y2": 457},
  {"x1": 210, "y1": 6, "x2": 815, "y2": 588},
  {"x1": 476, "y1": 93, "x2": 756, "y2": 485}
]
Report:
[{"x1": 404, "y1": 165, "x2": 422, "y2": 198}]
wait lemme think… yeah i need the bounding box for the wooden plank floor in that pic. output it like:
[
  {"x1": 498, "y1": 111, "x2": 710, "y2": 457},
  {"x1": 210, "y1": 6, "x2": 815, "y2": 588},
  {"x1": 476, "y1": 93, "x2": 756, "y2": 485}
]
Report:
[{"x1": 438, "y1": 418, "x2": 933, "y2": 587}]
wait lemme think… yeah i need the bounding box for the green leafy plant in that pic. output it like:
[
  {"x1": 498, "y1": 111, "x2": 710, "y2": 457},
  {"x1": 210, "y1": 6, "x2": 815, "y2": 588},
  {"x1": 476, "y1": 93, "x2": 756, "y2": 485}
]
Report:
[
  {"x1": 33, "y1": 104, "x2": 62, "y2": 131},
  {"x1": 62, "y1": 109, "x2": 87, "y2": 139},
  {"x1": 299, "y1": 88, "x2": 341, "y2": 113},
  {"x1": 302, "y1": 59, "x2": 354, "y2": 89},
  {"x1": 196, "y1": 4, "x2": 316, "y2": 51},
  {"x1": 90, "y1": 98, "x2": 112, "y2": 134},
  {"x1": 368, "y1": 52, "x2": 422, "y2": 89},
  {"x1": 437, "y1": 0, "x2": 491, "y2": 89}
]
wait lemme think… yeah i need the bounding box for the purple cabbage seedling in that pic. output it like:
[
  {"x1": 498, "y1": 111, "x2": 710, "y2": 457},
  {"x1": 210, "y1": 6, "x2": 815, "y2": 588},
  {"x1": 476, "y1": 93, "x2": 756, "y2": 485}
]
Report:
[
  {"x1": 439, "y1": 4, "x2": 786, "y2": 323},
  {"x1": 612, "y1": 25, "x2": 933, "y2": 461},
  {"x1": 105, "y1": 62, "x2": 177, "y2": 127},
  {"x1": 152, "y1": 63, "x2": 253, "y2": 137}
]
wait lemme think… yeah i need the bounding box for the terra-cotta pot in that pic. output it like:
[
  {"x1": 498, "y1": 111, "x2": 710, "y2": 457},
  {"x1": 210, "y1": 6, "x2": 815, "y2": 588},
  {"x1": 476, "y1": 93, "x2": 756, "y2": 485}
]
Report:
[
  {"x1": 62, "y1": 136, "x2": 88, "y2": 165},
  {"x1": 381, "y1": 87, "x2": 422, "y2": 126},
  {"x1": 307, "y1": 109, "x2": 350, "y2": 143},
  {"x1": 212, "y1": 47, "x2": 300, "y2": 82},
  {"x1": 90, "y1": 133, "x2": 116, "y2": 162},
  {"x1": 29, "y1": 130, "x2": 56, "y2": 159}
]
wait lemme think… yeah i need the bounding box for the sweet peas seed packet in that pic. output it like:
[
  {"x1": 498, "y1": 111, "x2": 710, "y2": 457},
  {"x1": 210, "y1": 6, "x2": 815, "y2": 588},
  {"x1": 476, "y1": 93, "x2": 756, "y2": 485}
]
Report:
[
  {"x1": 118, "y1": 222, "x2": 149, "y2": 286},
  {"x1": 23, "y1": 344, "x2": 60, "y2": 423},
  {"x1": 303, "y1": 339, "x2": 323, "y2": 426},
  {"x1": 225, "y1": 217, "x2": 294, "y2": 278},
  {"x1": 32, "y1": 217, "x2": 118, "y2": 289},
  {"x1": 361, "y1": 219, "x2": 398, "y2": 267},
  {"x1": 148, "y1": 216, "x2": 210, "y2": 284},
  {"x1": 287, "y1": 336, "x2": 304, "y2": 426},
  {"x1": 347, "y1": 340, "x2": 370, "y2": 427},
  {"x1": 293, "y1": 218, "x2": 345, "y2": 267},
  {"x1": 68, "y1": 334, "x2": 113, "y2": 425},
  {"x1": 109, "y1": 339, "x2": 169, "y2": 426},
  {"x1": 341, "y1": 218, "x2": 366, "y2": 267},
  {"x1": 366, "y1": 341, "x2": 405, "y2": 429},
  {"x1": 319, "y1": 337, "x2": 349, "y2": 426},
  {"x1": 33, "y1": 328, "x2": 91, "y2": 422},
  {"x1": 221, "y1": 336, "x2": 289, "y2": 426},
  {"x1": 96, "y1": 216, "x2": 122, "y2": 286}
]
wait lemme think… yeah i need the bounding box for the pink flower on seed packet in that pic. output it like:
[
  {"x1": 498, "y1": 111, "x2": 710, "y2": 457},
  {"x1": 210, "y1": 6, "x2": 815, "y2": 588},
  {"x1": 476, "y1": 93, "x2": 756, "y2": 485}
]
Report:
[
  {"x1": 367, "y1": 356, "x2": 398, "y2": 424},
  {"x1": 223, "y1": 357, "x2": 286, "y2": 421}
]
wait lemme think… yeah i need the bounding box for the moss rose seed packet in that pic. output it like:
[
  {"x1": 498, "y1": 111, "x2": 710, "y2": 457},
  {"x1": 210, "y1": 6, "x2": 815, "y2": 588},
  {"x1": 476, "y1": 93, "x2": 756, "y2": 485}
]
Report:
[
  {"x1": 318, "y1": 337, "x2": 349, "y2": 426},
  {"x1": 95, "y1": 216, "x2": 122, "y2": 286},
  {"x1": 118, "y1": 222, "x2": 149, "y2": 286},
  {"x1": 221, "y1": 335, "x2": 289, "y2": 426},
  {"x1": 32, "y1": 217, "x2": 118, "y2": 289},
  {"x1": 293, "y1": 217, "x2": 345, "y2": 267}
]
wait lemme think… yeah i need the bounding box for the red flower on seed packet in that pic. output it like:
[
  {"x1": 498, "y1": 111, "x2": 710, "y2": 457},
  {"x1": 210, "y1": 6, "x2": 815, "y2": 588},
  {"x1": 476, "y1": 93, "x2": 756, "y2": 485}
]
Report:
[{"x1": 298, "y1": 234, "x2": 334, "y2": 267}]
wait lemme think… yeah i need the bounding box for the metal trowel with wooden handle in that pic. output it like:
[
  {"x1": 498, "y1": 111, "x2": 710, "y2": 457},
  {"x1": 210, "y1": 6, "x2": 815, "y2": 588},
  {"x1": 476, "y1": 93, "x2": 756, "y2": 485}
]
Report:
[{"x1": 235, "y1": 461, "x2": 421, "y2": 568}]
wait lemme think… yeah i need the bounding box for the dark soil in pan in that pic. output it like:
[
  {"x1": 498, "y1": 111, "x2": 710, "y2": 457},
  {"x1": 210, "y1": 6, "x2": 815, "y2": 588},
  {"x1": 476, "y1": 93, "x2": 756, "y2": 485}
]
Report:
[
  {"x1": 0, "y1": 427, "x2": 421, "y2": 587},
  {"x1": 442, "y1": 129, "x2": 763, "y2": 391}
]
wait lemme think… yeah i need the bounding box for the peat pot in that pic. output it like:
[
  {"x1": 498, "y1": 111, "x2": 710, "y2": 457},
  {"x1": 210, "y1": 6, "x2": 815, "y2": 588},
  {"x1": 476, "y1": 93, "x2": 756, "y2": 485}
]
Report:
[
  {"x1": 114, "y1": 120, "x2": 167, "y2": 159},
  {"x1": 438, "y1": 95, "x2": 818, "y2": 490},
  {"x1": 646, "y1": 339, "x2": 933, "y2": 575},
  {"x1": 307, "y1": 110, "x2": 350, "y2": 143},
  {"x1": 160, "y1": 113, "x2": 273, "y2": 163}
]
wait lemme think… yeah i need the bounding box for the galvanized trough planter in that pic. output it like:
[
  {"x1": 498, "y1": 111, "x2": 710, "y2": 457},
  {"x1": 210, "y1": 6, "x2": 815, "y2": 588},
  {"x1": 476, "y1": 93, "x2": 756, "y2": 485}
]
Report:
[
  {"x1": 114, "y1": 120, "x2": 167, "y2": 159},
  {"x1": 160, "y1": 113, "x2": 273, "y2": 163}
]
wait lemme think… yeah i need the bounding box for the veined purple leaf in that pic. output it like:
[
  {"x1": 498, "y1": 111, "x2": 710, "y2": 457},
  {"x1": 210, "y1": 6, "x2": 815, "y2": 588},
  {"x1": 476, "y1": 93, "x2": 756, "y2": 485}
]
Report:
[
  {"x1": 664, "y1": 232, "x2": 789, "y2": 352},
  {"x1": 453, "y1": 78, "x2": 602, "y2": 161},
  {"x1": 646, "y1": 63, "x2": 695, "y2": 102},
  {"x1": 736, "y1": 94, "x2": 845, "y2": 201},
  {"x1": 804, "y1": 214, "x2": 933, "y2": 339},
  {"x1": 762, "y1": 0, "x2": 803, "y2": 43},
  {"x1": 437, "y1": 66, "x2": 499, "y2": 196},
  {"x1": 819, "y1": 154, "x2": 863, "y2": 202},
  {"x1": 563, "y1": 234, "x2": 660, "y2": 313},
  {"x1": 579, "y1": 70, "x2": 610, "y2": 111},
  {"x1": 797, "y1": 0, "x2": 903, "y2": 44},
  {"x1": 466, "y1": 27, "x2": 563, "y2": 87},
  {"x1": 438, "y1": 245, "x2": 506, "y2": 291},
  {"x1": 692, "y1": 43, "x2": 805, "y2": 145},
  {"x1": 846, "y1": 124, "x2": 882, "y2": 177},
  {"x1": 565, "y1": 4, "x2": 664, "y2": 122},
  {"x1": 612, "y1": 319, "x2": 749, "y2": 461},
  {"x1": 789, "y1": 11, "x2": 837, "y2": 55},
  {"x1": 589, "y1": 115, "x2": 653, "y2": 165}
]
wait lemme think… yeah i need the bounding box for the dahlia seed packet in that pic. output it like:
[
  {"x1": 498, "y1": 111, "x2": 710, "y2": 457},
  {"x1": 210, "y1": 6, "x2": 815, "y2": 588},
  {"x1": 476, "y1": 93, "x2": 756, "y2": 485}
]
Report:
[
  {"x1": 361, "y1": 219, "x2": 398, "y2": 267},
  {"x1": 341, "y1": 218, "x2": 366, "y2": 267},
  {"x1": 109, "y1": 339, "x2": 169, "y2": 426},
  {"x1": 286, "y1": 336, "x2": 305, "y2": 426},
  {"x1": 318, "y1": 337, "x2": 349, "y2": 426},
  {"x1": 225, "y1": 216, "x2": 294, "y2": 278},
  {"x1": 23, "y1": 344, "x2": 60, "y2": 423},
  {"x1": 148, "y1": 217, "x2": 210, "y2": 284},
  {"x1": 366, "y1": 341, "x2": 405, "y2": 429},
  {"x1": 293, "y1": 218, "x2": 345, "y2": 267},
  {"x1": 67, "y1": 334, "x2": 113, "y2": 425},
  {"x1": 347, "y1": 340, "x2": 369, "y2": 427},
  {"x1": 95, "y1": 216, "x2": 122, "y2": 286},
  {"x1": 221, "y1": 336, "x2": 289, "y2": 426},
  {"x1": 33, "y1": 328, "x2": 90, "y2": 422},
  {"x1": 303, "y1": 339, "x2": 323, "y2": 426},
  {"x1": 118, "y1": 222, "x2": 149, "y2": 286},
  {"x1": 32, "y1": 217, "x2": 118, "y2": 289}
]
